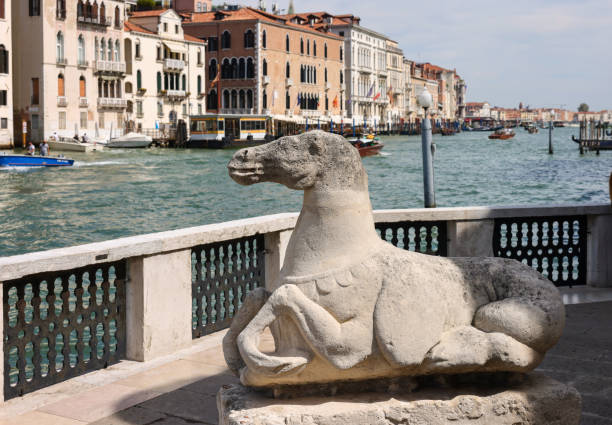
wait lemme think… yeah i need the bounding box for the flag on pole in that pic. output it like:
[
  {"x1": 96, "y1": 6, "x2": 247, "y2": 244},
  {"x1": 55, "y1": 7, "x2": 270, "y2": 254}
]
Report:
[
  {"x1": 373, "y1": 92, "x2": 381, "y2": 101},
  {"x1": 297, "y1": 93, "x2": 301, "y2": 107},
  {"x1": 387, "y1": 85, "x2": 393, "y2": 106},
  {"x1": 210, "y1": 64, "x2": 221, "y2": 89},
  {"x1": 332, "y1": 95, "x2": 338, "y2": 108},
  {"x1": 367, "y1": 83, "x2": 374, "y2": 98}
]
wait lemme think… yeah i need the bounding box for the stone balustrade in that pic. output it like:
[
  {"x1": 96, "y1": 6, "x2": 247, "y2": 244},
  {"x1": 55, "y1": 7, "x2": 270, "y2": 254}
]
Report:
[
  {"x1": 163, "y1": 58, "x2": 185, "y2": 71},
  {"x1": 0, "y1": 204, "x2": 610, "y2": 402}
]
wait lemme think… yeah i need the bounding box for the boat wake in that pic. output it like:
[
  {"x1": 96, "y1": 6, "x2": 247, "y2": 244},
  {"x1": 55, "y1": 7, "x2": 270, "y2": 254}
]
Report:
[{"x1": 73, "y1": 161, "x2": 124, "y2": 167}]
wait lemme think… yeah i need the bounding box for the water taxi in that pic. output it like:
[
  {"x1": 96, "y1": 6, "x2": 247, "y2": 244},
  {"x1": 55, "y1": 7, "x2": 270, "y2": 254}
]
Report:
[
  {"x1": 187, "y1": 115, "x2": 272, "y2": 149},
  {"x1": 346, "y1": 134, "x2": 385, "y2": 157},
  {"x1": 489, "y1": 129, "x2": 515, "y2": 140}
]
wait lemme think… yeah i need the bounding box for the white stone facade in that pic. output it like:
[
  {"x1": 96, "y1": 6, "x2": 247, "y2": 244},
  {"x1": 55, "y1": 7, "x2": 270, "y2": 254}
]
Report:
[
  {"x1": 124, "y1": 9, "x2": 205, "y2": 133},
  {"x1": 12, "y1": 0, "x2": 132, "y2": 142},
  {"x1": 385, "y1": 40, "x2": 403, "y2": 128},
  {"x1": 0, "y1": 0, "x2": 12, "y2": 147},
  {"x1": 329, "y1": 21, "x2": 390, "y2": 127}
]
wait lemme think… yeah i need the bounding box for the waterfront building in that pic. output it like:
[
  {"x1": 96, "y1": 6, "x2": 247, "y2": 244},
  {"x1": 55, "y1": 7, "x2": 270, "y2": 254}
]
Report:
[
  {"x1": 182, "y1": 8, "x2": 345, "y2": 126},
  {"x1": 414, "y1": 63, "x2": 461, "y2": 120},
  {"x1": 454, "y1": 75, "x2": 466, "y2": 119},
  {"x1": 409, "y1": 63, "x2": 439, "y2": 119},
  {"x1": 124, "y1": 9, "x2": 206, "y2": 133},
  {"x1": 465, "y1": 102, "x2": 490, "y2": 119},
  {"x1": 12, "y1": 0, "x2": 135, "y2": 142},
  {"x1": 0, "y1": 0, "x2": 13, "y2": 147},
  {"x1": 385, "y1": 39, "x2": 404, "y2": 129},
  {"x1": 174, "y1": 0, "x2": 212, "y2": 13},
  {"x1": 402, "y1": 58, "x2": 415, "y2": 122}
]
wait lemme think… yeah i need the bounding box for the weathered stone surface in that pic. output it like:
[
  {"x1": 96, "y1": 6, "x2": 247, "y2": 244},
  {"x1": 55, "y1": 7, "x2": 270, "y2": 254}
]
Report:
[
  {"x1": 225, "y1": 131, "x2": 567, "y2": 388},
  {"x1": 218, "y1": 373, "x2": 581, "y2": 425}
]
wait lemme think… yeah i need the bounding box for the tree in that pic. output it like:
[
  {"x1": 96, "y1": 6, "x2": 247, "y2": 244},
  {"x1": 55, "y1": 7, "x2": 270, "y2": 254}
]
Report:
[
  {"x1": 136, "y1": 0, "x2": 156, "y2": 10},
  {"x1": 578, "y1": 103, "x2": 589, "y2": 112}
]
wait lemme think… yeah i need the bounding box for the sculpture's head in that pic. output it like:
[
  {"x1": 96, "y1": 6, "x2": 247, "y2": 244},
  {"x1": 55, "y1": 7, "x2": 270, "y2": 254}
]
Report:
[{"x1": 228, "y1": 130, "x2": 367, "y2": 191}]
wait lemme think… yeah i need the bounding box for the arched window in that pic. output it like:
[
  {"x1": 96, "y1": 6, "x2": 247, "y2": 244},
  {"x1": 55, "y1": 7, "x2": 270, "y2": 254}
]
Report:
[
  {"x1": 246, "y1": 90, "x2": 253, "y2": 109},
  {"x1": 57, "y1": 0, "x2": 66, "y2": 18},
  {"x1": 182, "y1": 74, "x2": 186, "y2": 91},
  {"x1": 107, "y1": 39, "x2": 113, "y2": 62},
  {"x1": 324, "y1": 67, "x2": 327, "y2": 82},
  {"x1": 207, "y1": 89, "x2": 217, "y2": 110},
  {"x1": 78, "y1": 35, "x2": 85, "y2": 64},
  {"x1": 58, "y1": 73, "x2": 65, "y2": 96},
  {"x1": 99, "y1": 1, "x2": 105, "y2": 24},
  {"x1": 100, "y1": 37, "x2": 106, "y2": 60},
  {"x1": 79, "y1": 76, "x2": 86, "y2": 97},
  {"x1": 324, "y1": 43, "x2": 328, "y2": 58},
  {"x1": 285, "y1": 34, "x2": 290, "y2": 52},
  {"x1": 238, "y1": 58, "x2": 246, "y2": 79},
  {"x1": 244, "y1": 30, "x2": 254, "y2": 48},
  {"x1": 340, "y1": 70, "x2": 343, "y2": 84},
  {"x1": 262, "y1": 59, "x2": 267, "y2": 76},
  {"x1": 197, "y1": 48, "x2": 202, "y2": 64},
  {"x1": 137, "y1": 70, "x2": 142, "y2": 90},
  {"x1": 262, "y1": 90, "x2": 267, "y2": 109},
  {"x1": 314, "y1": 68, "x2": 317, "y2": 84},
  {"x1": 77, "y1": 0, "x2": 84, "y2": 17},
  {"x1": 300, "y1": 65, "x2": 304, "y2": 83},
  {"x1": 197, "y1": 75, "x2": 202, "y2": 94},
  {"x1": 300, "y1": 38, "x2": 304, "y2": 54},
  {"x1": 0, "y1": 45, "x2": 8, "y2": 74},
  {"x1": 313, "y1": 41, "x2": 317, "y2": 57},
  {"x1": 114, "y1": 6, "x2": 119, "y2": 27},
  {"x1": 223, "y1": 89, "x2": 230, "y2": 108},
  {"x1": 286, "y1": 62, "x2": 290, "y2": 78},
  {"x1": 56, "y1": 32, "x2": 64, "y2": 61},
  {"x1": 221, "y1": 31, "x2": 231, "y2": 49},
  {"x1": 307, "y1": 40, "x2": 310, "y2": 55},
  {"x1": 340, "y1": 47, "x2": 343, "y2": 61},
  {"x1": 92, "y1": 1, "x2": 98, "y2": 20},
  {"x1": 209, "y1": 58, "x2": 217, "y2": 80},
  {"x1": 285, "y1": 90, "x2": 290, "y2": 109},
  {"x1": 221, "y1": 58, "x2": 230, "y2": 79},
  {"x1": 231, "y1": 90, "x2": 237, "y2": 108},
  {"x1": 239, "y1": 89, "x2": 245, "y2": 109},
  {"x1": 156, "y1": 71, "x2": 162, "y2": 92},
  {"x1": 115, "y1": 40, "x2": 120, "y2": 62},
  {"x1": 231, "y1": 58, "x2": 238, "y2": 79},
  {"x1": 246, "y1": 58, "x2": 254, "y2": 78},
  {"x1": 262, "y1": 30, "x2": 267, "y2": 48}
]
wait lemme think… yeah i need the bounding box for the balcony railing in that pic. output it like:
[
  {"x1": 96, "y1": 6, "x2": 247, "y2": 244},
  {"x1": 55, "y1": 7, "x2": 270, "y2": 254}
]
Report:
[
  {"x1": 94, "y1": 60, "x2": 126, "y2": 74},
  {"x1": 56, "y1": 57, "x2": 68, "y2": 66},
  {"x1": 77, "y1": 60, "x2": 89, "y2": 69},
  {"x1": 163, "y1": 58, "x2": 185, "y2": 71},
  {"x1": 97, "y1": 98, "x2": 127, "y2": 109},
  {"x1": 165, "y1": 89, "x2": 186, "y2": 98},
  {"x1": 219, "y1": 108, "x2": 254, "y2": 115},
  {"x1": 300, "y1": 110, "x2": 322, "y2": 117},
  {"x1": 77, "y1": 15, "x2": 111, "y2": 27},
  {"x1": 286, "y1": 78, "x2": 293, "y2": 87},
  {"x1": 57, "y1": 96, "x2": 67, "y2": 107},
  {"x1": 262, "y1": 75, "x2": 270, "y2": 85},
  {"x1": 79, "y1": 97, "x2": 89, "y2": 107}
]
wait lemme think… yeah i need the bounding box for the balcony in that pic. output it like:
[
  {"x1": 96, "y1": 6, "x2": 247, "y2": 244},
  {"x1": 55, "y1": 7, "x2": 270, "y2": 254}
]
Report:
[
  {"x1": 56, "y1": 57, "x2": 68, "y2": 66},
  {"x1": 163, "y1": 58, "x2": 185, "y2": 71},
  {"x1": 340, "y1": 83, "x2": 346, "y2": 92},
  {"x1": 97, "y1": 97, "x2": 127, "y2": 109},
  {"x1": 79, "y1": 97, "x2": 89, "y2": 108},
  {"x1": 285, "y1": 78, "x2": 293, "y2": 87},
  {"x1": 325, "y1": 82, "x2": 331, "y2": 91},
  {"x1": 300, "y1": 110, "x2": 322, "y2": 117},
  {"x1": 262, "y1": 75, "x2": 270, "y2": 85},
  {"x1": 219, "y1": 108, "x2": 254, "y2": 115},
  {"x1": 165, "y1": 89, "x2": 186, "y2": 98},
  {"x1": 57, "y1": 96, "x2": 67, "y2": 107},
  {"x1": 77, "y1": 15, "x2": 111, "y2": 27},
  {"x1": 94, "y1": 60, "x2": 126, "y2": 75},
  {"x1": 77, "y1": 60, "x2": 89, "y2": 69}
]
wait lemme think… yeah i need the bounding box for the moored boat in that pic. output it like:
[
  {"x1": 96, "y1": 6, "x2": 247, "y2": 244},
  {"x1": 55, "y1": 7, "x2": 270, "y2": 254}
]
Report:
[
  {"x1": 0, "y1": 154, "x2": 74, "y2": 167},
  {"x1": 106, "y1": 132, "x2": 152, "y2": 149},
  {"x1": 488, "y1": 128, "x2": 515, "y2": 140},
  {"x1": 187, "y1": 114, "x2": 273, "y2": 148},
  {"x1": 48, "y1": 137, "x2": 104, "y2": 152}
]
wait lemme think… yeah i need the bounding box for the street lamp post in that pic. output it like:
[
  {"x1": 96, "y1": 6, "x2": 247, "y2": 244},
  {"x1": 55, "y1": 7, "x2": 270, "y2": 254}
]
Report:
[
  {"x1": 417, "y1": 88, "x2": 436, "y2": 208},
  {"x1": 548, "y1": 109, "x2": 555, "y2": 155}
]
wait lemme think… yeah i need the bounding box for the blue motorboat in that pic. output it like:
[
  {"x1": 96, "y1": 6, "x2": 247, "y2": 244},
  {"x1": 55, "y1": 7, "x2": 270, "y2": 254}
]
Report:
[{"x1": 0, "y1": 154, "x2": 74, "y2": 167}]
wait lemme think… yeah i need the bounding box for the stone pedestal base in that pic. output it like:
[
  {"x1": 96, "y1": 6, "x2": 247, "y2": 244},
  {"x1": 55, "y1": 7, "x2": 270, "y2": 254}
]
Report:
[{"x1": 217, "y1": 373, "x2": 581, "y2": 425}]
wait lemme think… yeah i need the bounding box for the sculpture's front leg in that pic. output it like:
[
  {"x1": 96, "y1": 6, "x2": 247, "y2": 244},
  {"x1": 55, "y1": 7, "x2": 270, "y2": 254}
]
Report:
[{"x1": 238, "y1": 284, "x2": 374, "y2": 376}]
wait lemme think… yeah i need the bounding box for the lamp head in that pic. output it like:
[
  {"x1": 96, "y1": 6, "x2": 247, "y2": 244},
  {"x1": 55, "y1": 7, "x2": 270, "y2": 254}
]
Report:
[{"x1": 417, "y1": 88, "x2": 433, "y2": 110}]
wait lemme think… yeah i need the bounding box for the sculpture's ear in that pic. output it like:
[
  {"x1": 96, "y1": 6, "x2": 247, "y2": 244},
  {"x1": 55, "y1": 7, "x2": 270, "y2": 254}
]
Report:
[{"x1": 308, "y1": 137, "x2": 326, "y2": 156}]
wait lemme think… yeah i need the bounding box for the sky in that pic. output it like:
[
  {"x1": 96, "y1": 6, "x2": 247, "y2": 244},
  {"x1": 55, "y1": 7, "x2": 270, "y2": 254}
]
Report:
[{"x1": 242, "y1": 0, "x2": 612, "y2": 111}]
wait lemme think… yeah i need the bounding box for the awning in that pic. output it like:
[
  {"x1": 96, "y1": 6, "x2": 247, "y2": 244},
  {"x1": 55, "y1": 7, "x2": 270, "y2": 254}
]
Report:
[{"x1": 163, "y1": 41, "x2": 186, "y2": 54}]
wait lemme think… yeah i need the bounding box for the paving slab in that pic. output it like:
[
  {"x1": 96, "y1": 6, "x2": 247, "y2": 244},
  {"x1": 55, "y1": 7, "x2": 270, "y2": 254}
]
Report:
[
  {"x1": 137, "y1": 390, "x2": 218, "y2": 424},
  {"x1": 0, "y1": 411, "x2": 86, "y2": 425}
]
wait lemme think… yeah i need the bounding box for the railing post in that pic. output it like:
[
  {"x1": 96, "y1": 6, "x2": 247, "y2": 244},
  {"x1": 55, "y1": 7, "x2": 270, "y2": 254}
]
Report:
[
  {"x1": 447, "y1": 219, "x2": 495, "y2": 257},
  {"x1": 264, "y1": 230, "x2": 292, "y2": 292},
  {"x1": 126, "y1": 249, "x2": 193, "y2": 361},
  {"x1": 587, "y1": 214, "x2": 612, "y2": 287}
]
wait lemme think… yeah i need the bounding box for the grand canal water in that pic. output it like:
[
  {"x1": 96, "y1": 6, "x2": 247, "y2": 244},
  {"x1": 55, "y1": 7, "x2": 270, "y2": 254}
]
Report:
[{"x1": 1, "y1": 127, "x2": 610, "y2": 257}]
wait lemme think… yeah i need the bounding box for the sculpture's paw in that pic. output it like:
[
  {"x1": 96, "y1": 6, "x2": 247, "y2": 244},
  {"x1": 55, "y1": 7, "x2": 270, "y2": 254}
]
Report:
[
  {"x1": 248, "y1": 350, "x2": 311, "y2": 376},
  {"x1": 423, "y1": 326, "x2": 543, "y2": 372}
]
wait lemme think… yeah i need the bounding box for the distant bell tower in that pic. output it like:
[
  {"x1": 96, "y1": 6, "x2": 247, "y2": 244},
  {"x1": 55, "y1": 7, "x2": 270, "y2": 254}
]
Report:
[{"x1": 288, "y1": 0, "x2": 295, "y2": 14}]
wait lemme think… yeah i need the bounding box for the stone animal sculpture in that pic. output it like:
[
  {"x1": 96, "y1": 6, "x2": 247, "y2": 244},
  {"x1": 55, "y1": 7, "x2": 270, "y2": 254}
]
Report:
[{"x1": 224, "y1": 130, "x2": 565, "y2": 388}]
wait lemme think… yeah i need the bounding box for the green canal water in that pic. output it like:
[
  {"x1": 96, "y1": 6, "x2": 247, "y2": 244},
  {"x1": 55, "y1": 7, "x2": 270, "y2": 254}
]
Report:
[{"x1": 1, "y1": 127, "x2": 610, "y2": 258}]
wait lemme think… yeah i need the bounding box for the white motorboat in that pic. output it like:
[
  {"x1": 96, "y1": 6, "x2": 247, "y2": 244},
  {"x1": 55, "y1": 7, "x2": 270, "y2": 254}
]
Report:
[
  {"x1": 106, "y1": 132, "x2": 152, "y2": 149},
  {"x1": 47, "y1": 137, "x2": 104, "y2": 152}
]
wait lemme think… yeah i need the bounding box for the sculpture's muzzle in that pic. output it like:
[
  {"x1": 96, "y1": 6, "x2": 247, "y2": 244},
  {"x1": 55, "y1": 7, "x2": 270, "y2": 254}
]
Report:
[{"x1": 228, "y1": 147, "x2": 265, "y2": 185}]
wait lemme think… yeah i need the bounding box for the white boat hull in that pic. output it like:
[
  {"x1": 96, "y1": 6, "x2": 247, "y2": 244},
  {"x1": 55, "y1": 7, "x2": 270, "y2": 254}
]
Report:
[
  {"x1": 47, "y1": 140, "x2": 104, "y2": 152},
  {"x1": 106, "y1": 133, "x2": 152, "y2": 149}
]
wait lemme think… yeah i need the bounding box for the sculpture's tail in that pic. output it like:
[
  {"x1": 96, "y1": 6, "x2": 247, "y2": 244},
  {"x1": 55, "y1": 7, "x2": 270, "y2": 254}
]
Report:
[
  {"x1": 473, "y1": 258, "x2": 565, "y2": 354},
  {"x1": 222, "y1": 287, "x2": 270, "y2": 375}
]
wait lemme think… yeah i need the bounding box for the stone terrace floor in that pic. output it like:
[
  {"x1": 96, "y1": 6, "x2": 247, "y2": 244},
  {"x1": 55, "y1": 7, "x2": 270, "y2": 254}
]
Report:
[{"x1": 0, "y1": 286, "x2": 611, "y2": 425}]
